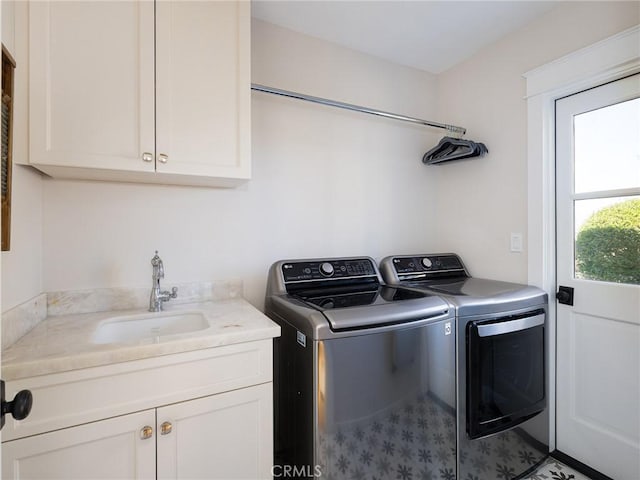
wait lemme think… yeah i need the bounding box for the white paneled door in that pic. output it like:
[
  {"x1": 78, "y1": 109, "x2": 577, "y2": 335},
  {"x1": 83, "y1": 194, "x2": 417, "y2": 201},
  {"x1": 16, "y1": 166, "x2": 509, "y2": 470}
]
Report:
[{"x1": 555, "y1": 74, "x2": 640, "y2": 480}]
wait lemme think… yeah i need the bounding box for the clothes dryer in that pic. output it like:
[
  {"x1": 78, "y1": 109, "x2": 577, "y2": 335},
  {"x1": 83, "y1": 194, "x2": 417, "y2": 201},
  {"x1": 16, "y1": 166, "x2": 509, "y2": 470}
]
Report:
[{"x1": 380, "y1": 253, "x2": 549, "y2": 480}]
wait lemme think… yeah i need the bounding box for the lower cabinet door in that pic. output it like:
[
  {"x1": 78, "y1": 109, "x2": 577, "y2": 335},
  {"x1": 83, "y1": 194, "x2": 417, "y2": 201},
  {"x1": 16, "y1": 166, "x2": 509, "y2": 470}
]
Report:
[
  {"x1": 2, "y1": 409, "x2": 156, "y2": 480},
  {"x1": 156, "y1": 383, "x2": 273, "y2": 480}
]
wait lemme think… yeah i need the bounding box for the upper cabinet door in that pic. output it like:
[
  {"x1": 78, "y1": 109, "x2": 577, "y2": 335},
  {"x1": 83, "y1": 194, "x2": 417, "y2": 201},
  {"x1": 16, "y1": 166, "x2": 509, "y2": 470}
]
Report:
[
  {"x1": 29, "y1": 1, "x2": 155, "y2": 173},
  {"x1": 155, "y1": 1, "x2": 251, "y2": 182}
]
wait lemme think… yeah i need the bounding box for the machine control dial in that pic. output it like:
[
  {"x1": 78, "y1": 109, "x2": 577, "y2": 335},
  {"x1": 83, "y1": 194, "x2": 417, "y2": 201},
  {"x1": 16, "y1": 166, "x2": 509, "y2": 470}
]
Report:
[
  {"x1": 320, "y1": 262, "x2": 335, "y2": 277},
  {"x1": 421, "y1": 258, "x2": 433, "y2": 269}
]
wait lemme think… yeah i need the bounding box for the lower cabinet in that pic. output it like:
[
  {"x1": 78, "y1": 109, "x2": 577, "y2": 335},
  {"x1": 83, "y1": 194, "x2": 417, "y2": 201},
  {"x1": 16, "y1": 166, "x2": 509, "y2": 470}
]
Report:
[
  {"x1": 3, "y1": 410, "x2": 156, "y2": 480},
  {"x1": 3, "y1": 382, "x2": 273, "y2": 479},
  {"x1": 157, "y1": 384, "x2": 273, "y2": 480}
]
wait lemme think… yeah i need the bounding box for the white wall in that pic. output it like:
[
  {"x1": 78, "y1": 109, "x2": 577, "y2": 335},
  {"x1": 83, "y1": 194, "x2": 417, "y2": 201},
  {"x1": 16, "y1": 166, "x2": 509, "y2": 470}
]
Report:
[
  {"x1": 433, "y1": 1, "x2": 639, "y2": 283},
  {"x1": 38, "y1": 20, "x2": 440, "y2": 310},
  {"x1": 1, "y1": 1, "x2": 44, "y2": 312},
  {"x1": 4, "y1": 2, "x2": 637, "y2": 314}
]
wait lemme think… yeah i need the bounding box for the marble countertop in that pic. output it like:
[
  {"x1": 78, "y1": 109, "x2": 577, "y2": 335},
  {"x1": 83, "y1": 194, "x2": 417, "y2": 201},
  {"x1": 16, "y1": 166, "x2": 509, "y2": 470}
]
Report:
[{"x1": 2, "y1": 299, "x2": 280, "y2": 381}]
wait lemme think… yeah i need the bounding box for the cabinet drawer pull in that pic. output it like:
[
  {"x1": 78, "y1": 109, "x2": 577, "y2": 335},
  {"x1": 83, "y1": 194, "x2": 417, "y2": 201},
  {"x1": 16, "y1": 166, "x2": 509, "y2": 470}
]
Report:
[
  {"x1": 160, "y1": 421, "x2": 173, "y2": 435},
  {"x1": 140, "y1": 425, "x2": 153, "y2": 440},
  {"x1": 142, "y1": 152, "x2": 154, "y2": 163},
  {"x1": 158, "y1": 154, "x2": 168, "y2": 164}
]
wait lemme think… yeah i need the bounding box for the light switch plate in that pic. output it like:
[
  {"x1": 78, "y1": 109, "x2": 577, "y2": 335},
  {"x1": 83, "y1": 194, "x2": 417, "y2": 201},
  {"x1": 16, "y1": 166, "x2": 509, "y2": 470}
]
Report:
[{"x1": 510, "y1": 233, "x2": 523, "y2": 252}]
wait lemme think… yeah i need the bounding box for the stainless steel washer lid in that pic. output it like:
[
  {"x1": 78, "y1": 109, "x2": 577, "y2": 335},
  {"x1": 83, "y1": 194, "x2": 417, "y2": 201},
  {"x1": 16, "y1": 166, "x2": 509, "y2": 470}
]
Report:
[
  {"x1": 266, "y1": 290, "x2": 450, "y2": 339},
  {"x1": 318, "y1": 291, "x2": 450, "y2": 331}
]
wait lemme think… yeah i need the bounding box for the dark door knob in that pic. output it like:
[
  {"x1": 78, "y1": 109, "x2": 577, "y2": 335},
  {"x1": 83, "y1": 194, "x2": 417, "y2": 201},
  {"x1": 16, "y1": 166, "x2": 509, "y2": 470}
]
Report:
[
  {"x1": 556, "y1": 286, "x2": 574, "y2": 306},
  {"x1": 1, "y1": 380, "x2": 33, "y2": 429}
]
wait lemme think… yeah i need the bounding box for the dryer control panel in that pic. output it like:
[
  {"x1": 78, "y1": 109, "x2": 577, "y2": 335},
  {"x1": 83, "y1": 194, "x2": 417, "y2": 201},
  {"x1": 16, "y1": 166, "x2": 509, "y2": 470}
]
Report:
[
  {"x1": 378, "y1": 254, "x2": 469, "y2": 283},
  {"x1": 392, "y1": 255, "x2": 465, "y2": 274}
]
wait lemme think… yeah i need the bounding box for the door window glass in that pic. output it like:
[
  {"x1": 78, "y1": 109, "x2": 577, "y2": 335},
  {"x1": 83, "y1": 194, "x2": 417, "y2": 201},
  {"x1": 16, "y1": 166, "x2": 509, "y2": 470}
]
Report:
[
  {"x1": 573, "y1": 96, "x2": 640, "y2": 285},
  {"x1": 575, "y1": 196, "x2": 640, "y2": 284},
  {"x1": 574, "y1": 98, "x2": 640, "y2": 194}
]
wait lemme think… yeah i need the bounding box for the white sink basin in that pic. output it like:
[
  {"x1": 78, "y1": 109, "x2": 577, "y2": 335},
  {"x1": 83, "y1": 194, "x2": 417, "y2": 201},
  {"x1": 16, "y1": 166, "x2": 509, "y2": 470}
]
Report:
[{"x1": 93, "y1": 310, "x2": 209, "y2": 344}]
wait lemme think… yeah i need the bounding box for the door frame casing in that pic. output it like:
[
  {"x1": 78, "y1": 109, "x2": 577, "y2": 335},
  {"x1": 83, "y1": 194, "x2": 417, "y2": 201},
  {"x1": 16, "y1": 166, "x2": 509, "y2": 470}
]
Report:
[{"x1": 523, "y1": 25, "x2": 640, "y2": 451}]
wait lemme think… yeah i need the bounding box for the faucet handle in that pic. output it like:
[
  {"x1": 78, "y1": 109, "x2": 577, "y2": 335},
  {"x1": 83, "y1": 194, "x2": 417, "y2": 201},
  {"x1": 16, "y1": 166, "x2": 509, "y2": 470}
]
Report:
[{"x1": 170, "y1": 287, "x2": 178, "y2": 298}]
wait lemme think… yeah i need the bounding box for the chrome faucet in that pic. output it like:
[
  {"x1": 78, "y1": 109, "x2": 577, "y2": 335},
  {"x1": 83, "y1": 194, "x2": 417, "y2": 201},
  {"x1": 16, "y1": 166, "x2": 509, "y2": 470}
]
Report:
[{"x1": 149, "y1": 251, "x2": 178, "y2": 312}]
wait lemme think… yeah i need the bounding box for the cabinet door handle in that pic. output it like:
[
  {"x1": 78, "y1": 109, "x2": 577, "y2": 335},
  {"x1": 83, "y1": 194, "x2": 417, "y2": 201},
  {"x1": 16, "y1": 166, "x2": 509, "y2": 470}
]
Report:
[
  {"x1": 142, "y1": 152, "x2": 154, "y2": 163},
  {"x1": 158, "y1": 154, "x2": 168, "y2": 164},
  {"x1": 160, "y1": 421, "x2": 173, "y2": 435},
  {"x1": 140, "y1": 425, "x2": 153, "y2": 440}
]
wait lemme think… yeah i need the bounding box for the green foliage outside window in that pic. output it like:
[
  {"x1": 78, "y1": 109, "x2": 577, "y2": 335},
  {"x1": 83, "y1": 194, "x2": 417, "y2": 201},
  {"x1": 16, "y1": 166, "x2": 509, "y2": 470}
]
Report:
[{"x1": 575, "y1": 199, "x2": 640, "y2": 284}]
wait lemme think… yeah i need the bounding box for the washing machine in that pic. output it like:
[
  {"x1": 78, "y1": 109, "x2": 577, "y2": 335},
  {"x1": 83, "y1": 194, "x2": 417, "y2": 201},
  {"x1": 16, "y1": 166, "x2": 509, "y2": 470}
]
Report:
[
  {"x1": 380, "y1": 253, "x2": 549, "y2": 479},
  {"x1": 265, "y1": 256, "x2": 457, "y2": 479}
]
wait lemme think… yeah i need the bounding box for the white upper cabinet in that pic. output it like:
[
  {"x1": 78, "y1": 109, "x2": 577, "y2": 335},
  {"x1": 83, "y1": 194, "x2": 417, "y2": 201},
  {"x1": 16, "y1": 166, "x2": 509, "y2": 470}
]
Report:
[
  {"x1": 155, "y1": 1, "x2": 250, "y2": 182},
  {"x1": 29, "y1": 1, "x2": 251, "y2": 187},
  {"x1": 29, "y1": 1, "x2": 155, "y2": 174}
]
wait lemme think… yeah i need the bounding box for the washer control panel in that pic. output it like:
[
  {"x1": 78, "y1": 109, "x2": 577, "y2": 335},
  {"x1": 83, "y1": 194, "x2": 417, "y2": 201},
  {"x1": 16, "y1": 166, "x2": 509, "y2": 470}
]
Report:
[
  {"x1": 282, "y1": 258, "x2": 377, "y2": 282},
  {"x1": 392, "y1": 255, "x2": 465, "y2": 274}
]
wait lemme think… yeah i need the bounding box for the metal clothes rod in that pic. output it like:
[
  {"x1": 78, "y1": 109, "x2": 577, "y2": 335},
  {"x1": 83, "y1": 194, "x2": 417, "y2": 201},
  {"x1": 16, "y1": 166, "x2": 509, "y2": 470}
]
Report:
[{"x1": 251, "y1": 83, "x2": 467, "y2": 136}]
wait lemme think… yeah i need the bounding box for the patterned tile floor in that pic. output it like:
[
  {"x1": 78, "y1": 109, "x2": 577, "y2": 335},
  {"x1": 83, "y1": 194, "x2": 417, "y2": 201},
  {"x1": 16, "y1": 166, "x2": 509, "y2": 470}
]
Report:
[
  {"x1": 522, "y1": 457, "x2": 593, "y2": 480},
  {"x1": 317, "y1": 391, "x2": 457, "y2": 480},
  {"x1": 316, "y1": 390, "x2": 547, "y2": 480},
  {"x1": 313, "y1": 390, "x2": 593, "y2": 480}
]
